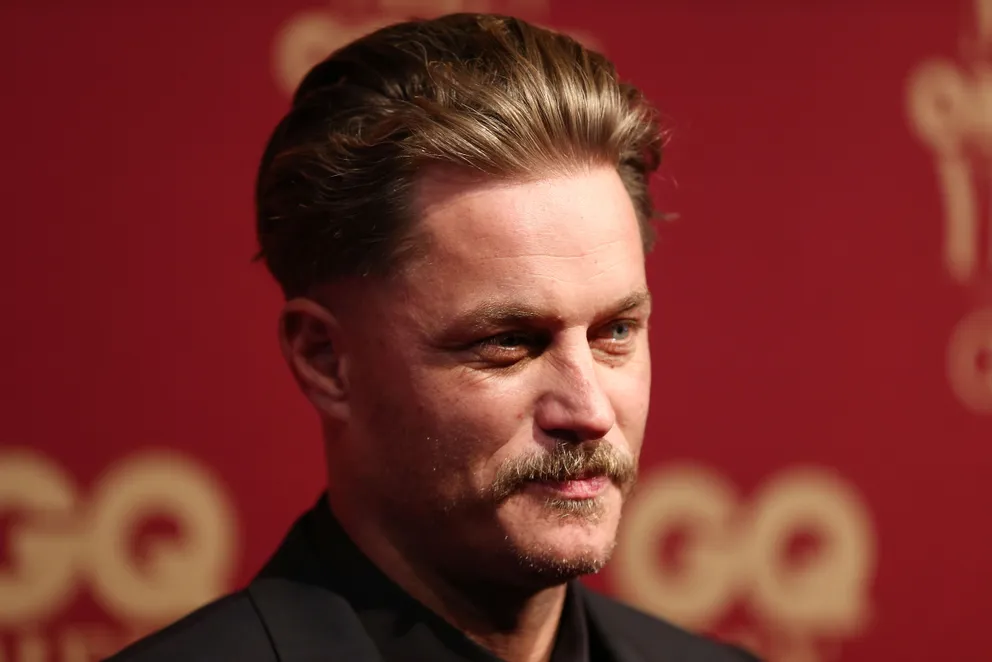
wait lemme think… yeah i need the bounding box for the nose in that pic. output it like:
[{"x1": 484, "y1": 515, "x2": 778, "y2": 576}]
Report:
[{"x1": 534, "y1": 339, "x2": 616, "y2": 444}]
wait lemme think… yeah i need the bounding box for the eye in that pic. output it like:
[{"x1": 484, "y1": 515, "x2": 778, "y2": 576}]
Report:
[
  {"x1": 482, "y1": 332, "x2": 532, "y2": 349},
  {"x1": 609, "y1": 321, "x2": 633, "y2": 341},
  {"x1": 471, "y1": 331, "x2": 547, "y2": 366},
  {"x1": 592, "y1": 319, "x2": 641, "y2": 356}
]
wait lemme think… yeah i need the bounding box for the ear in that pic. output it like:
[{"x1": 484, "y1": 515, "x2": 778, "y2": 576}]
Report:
[{"x1": 278, "y1": 297, "x2": 351, "y2": 420}]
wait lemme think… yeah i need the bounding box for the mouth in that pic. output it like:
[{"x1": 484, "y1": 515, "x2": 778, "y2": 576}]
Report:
[{"x1": 527, "y1": 473, "x2": 611, "y2": 500}]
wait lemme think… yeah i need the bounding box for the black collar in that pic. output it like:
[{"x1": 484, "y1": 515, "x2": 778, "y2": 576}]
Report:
[{"x1": 251, "y1": 495, "x2": 605, "y2": 662}]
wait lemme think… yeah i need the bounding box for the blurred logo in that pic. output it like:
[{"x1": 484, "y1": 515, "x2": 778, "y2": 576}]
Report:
[
  {"x1": 271, "y1": 0, "x2": 602, "y2": 97},
  {"x1": 907, "y1": 0, "x2": 992, "y2": 414},
  {"x1": 0, "y1": 449, "x2": 239, "y2": 662},
  {"x1": 611, "y1": 464, "x2": 876, "y2": 662}
]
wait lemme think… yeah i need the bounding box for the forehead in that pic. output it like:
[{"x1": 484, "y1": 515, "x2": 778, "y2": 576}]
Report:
[{"x1": 401, "y1": 166, "x2": 647, "y2": 318}]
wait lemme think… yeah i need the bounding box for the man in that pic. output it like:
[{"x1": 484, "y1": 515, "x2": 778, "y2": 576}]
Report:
[{"x1": 109, "y1": 12, "x2": 759, "y2": 662}]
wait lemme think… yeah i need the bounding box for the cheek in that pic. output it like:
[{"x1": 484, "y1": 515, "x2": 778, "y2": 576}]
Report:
[
  {"x1": 609, "y1": 357, "x2": 652, "y2": 444},
  {"x1": 347, "y1": 340, "x2": 427, "y2": 453},
  {"x1": 416, "y1": 370, "x2": 536, "y2": 473}
]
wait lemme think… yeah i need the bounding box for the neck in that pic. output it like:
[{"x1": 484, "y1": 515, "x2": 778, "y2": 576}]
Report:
[
  {"x1": 458, "y1": 586, "x2": 567, "y2": 662},
  {"x1": 323, "y1": 489, "x2": 569, "y2": 662}
]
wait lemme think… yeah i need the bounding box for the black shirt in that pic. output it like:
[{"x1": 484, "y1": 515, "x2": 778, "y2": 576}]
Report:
[{"x1": 305, "y1": 496, "x2": 600, "y2": 662}]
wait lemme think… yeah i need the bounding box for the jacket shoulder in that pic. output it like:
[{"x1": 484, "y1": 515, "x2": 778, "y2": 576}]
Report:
[
  {"x1": 583, "y1": 589, "x2": 761, "y2": 661},
  {"x1": 103, "y1": 591, "x2": 276, "y2": 662}
]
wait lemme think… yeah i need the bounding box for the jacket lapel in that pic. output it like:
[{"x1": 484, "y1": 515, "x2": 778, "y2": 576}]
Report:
[
  {"x1": 247, "y1": 577, "x2": 383, "y2": 662},
  {"x1": 247, "y1": 503, "x2": 383, "y2": 661},
  {"x1": 579, "y1": 583, "x2": 646, "y2": 662}
]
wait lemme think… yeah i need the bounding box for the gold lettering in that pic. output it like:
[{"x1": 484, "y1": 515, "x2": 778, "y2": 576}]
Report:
[
  {"x1": 0, "y1": 449, "x2": 239, "y2": 630},
  {"x1": 612, "y1": 465, "x2": 875, "y2": 639},
  {"x1": 14, "y1": 633, "x2": 46, "y2": 662},
  {"x1": 907, "y1": 0, "x2": 992, "y2": 413},
  {"x1": 744, "y1": 468, "x2": 875, "y2": 635},
  {"x1": 271, "y1": 11, "x2": 394, "y2": 97},
  {"x1": 978, "y1": 0, "x2": 992, "y2": 44},
  {"x1": 59, "y1": 629, "x2": 89, "y2": 662},
  {"x1": 85, "y1": 451, "x2": 238, "y2": 624},
  {"x1": 60, "y1": 625, "x2": 125, "y2": 662},
  {"x1": 906, "y1": 60, "x2": 983, "y2": 283},
  {"x1": 613, "y1": 465, "x2": 740, "y2": 628},
  {"x1": 0, "y1": 451, "x2": 79, "y2": 626},
  {"x1": 947, "y1": 307, "x2": 992, "y2": 413}
]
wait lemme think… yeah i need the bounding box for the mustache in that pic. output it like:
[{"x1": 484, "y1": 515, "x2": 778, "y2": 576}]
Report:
[{"x1": 490, "y1": 441, "x2": 637, "y2": 502}]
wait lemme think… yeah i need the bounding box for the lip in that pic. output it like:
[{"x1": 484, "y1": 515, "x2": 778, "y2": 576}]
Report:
[{"x1": 528, "y1": 475, "x2": 610, "y2": 499}]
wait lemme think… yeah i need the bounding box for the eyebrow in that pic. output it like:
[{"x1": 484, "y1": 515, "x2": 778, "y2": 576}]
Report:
[{"x1": 452, "y1": 288, "x2": 652, "y2": 335}]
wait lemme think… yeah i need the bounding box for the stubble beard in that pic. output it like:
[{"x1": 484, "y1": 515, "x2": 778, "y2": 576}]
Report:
[
  {"x1": 488, "y1": 441, "x2": 638, "y2": 586},
  {"x1": 509, "y1": 495, "x2": 619, "y2": 584},
  {"x1": 389, "y1": 438, "x2": 637, "y2": 590}
]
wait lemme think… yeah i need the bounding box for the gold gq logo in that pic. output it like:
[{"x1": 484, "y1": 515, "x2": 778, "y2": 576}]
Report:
[
  {"x1": 907, "y1": 0, "x2": 992, "y2": 414},
  {"x1": 611, "y1": 465, "x2": 876, "y2": 662},
  {"x1": 0, "y1": 449, "x2": 239, "y2": 662}
]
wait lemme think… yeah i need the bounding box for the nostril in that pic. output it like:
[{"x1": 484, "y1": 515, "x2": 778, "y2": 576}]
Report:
[{"x1": 544, "y1": 428, "x2": 583, "y2": 444}]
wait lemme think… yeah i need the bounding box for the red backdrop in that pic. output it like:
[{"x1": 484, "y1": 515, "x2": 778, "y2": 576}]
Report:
[{"x1": 3, "y1": 1, "x2": 990, "y2": 661}]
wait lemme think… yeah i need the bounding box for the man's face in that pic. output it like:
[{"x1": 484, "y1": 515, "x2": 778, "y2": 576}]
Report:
[{"x1": 332, "y1": 165, "x2": 652, "y2": 588}]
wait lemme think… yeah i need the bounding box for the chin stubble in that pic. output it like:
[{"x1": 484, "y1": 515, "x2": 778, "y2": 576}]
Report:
[
  {"x1": 511, "y1": 529, "x2": 618, "y2": 581},
  {"x1": 545, "y1": 495, "x2": 608, "y2": 522}
]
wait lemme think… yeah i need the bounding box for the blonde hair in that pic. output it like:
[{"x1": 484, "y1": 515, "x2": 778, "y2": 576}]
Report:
[{"x1": 255, "y1": 13, "x2": 664, "y2": 298}]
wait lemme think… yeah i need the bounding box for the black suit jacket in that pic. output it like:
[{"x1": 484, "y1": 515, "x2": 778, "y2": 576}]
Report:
[{"x1": 107, "y1": 502, "x2": 759, "y2": 662}]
